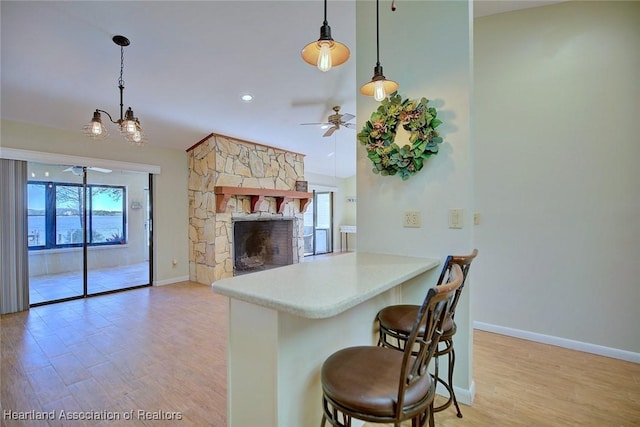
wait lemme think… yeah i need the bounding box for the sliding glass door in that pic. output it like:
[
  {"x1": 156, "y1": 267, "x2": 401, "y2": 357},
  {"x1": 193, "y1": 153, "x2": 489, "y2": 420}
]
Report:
[
  {"x1": 27, "y1": 162, "x2": 152, "y2": 305},
  {"x1": 303, "y1": 191, "x2": 333, "y2": 256},
  {"x1": 86, "y1": 168, "x2": 150, "y2": 294},
  {"x1": 27, "y1": 168, "x2": 85, "y2": 303}
]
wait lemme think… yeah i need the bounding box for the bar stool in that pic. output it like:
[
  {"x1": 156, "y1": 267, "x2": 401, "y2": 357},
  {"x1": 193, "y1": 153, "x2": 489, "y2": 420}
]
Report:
[
  {"x1": 376, "y1": 249, "x2": 478, "y2": 418},
  {"x1": 320, "y1": 264, "x2": 464, "y2": 427}
]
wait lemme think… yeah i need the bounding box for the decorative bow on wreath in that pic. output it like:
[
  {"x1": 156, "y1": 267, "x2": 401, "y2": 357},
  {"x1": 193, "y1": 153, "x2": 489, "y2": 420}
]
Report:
[{"x1": 357, "y1": 93, "x2": 443, "y2": 180}]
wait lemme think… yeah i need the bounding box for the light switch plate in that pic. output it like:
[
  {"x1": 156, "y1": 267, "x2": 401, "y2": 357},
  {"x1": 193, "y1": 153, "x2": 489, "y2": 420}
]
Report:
[{"x1": 449, "y1": 209, "x2": 463, "y2": 229}]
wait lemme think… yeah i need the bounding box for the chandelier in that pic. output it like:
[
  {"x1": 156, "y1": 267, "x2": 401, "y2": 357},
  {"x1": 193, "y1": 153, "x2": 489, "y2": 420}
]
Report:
[{"x1": 84, "y1": 35, "x2": 145, "y2": 145}]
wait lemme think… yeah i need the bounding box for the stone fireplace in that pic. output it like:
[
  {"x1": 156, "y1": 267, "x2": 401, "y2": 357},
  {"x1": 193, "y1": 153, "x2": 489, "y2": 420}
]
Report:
[{"x1": 187, "y1": 133, "x2": 309, "y2": 284}]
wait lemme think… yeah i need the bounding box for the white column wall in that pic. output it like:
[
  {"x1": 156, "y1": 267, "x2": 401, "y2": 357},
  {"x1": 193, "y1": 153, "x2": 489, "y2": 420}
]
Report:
[{"x1": 356, "y1": 0, "x2": 474, "y2": 397}]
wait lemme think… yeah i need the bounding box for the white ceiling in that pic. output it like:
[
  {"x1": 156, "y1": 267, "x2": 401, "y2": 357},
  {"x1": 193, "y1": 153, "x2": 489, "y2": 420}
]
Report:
[{"x1": 0, "y1": 1, "x2": 560, "y2": 178}]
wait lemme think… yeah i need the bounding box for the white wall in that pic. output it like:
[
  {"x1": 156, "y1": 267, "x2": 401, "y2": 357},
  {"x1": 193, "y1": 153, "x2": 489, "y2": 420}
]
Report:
[
  {"x1": 474, "y1": 1, "x2": 640, "y2": 354},
  {"x1": 356, "y1": 0, "x2": 474, "y2": 394},
  {"x1": 1, "y1": 119, "x2": 190, "y2": 285}
]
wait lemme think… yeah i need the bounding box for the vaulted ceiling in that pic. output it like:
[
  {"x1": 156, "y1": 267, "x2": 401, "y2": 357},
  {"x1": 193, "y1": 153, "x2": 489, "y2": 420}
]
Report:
[{"x1": 1, "y1": 1, "x2": 561, "y2": 177}]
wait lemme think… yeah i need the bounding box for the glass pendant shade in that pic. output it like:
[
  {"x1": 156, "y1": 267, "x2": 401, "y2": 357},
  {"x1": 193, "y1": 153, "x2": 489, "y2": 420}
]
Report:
[
  {"x1": 121, "y1": 107, "x2": 144, "y2": 145},
  {"x1": 121, "y1": 107, "x2": 138, "y2": 135},
  {"x1": 84, "y1": 110, "x2": 107, "y2": 139}
]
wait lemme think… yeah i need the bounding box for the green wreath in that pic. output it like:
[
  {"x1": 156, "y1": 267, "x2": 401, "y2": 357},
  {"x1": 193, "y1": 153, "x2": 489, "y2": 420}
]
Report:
[{"x1": 357, "y1": 92, "x2": 443, "y2": 180}]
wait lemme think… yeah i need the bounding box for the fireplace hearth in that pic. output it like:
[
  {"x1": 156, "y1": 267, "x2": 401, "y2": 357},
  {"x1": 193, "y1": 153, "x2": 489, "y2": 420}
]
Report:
[{"x1": 233, "y1": 219, "x2": 294, "y2": 275}]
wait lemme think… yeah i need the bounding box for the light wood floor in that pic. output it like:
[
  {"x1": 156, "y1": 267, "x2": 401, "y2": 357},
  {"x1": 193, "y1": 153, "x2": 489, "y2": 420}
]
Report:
[
  {"x1": 2, "y1": 281, "x2": 639, "y2": 426},
  {"x1": 29, "y1": 263, "x2": 150, "y2": 305}
]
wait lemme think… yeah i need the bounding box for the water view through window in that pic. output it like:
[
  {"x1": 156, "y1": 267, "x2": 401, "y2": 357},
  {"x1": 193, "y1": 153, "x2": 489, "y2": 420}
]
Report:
[{"x1": 28, "y1": 182, "x2": 125, "y2": 248}]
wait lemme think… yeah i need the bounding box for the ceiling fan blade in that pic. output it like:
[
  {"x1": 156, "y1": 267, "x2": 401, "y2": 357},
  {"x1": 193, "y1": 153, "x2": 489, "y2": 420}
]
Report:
[
  {"x1": 89, "y1": 167, "x2": 112, "y2": 174},
  {"x1": 300, "y1": 122, "x2": 330, "y2": 126},
  {"x1": 340, "y1": 113, "x2": 355, "y2": 123},
  {"x1": 343, "y1": 123, "x2": 357, "y2": 129},
  {"x1": 323, "y1": 126, "x2": 337, "y2": 137},
  {"x1": 63, "y1": 167, "x2": 73, "y2": 172}
]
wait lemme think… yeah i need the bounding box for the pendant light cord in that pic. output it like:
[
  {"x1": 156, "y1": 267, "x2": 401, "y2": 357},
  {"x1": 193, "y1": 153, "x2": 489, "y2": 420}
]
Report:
[
  {"x1": 375, "y1": 0, "x2": 380, "y2": 67},
  {"x1": 323, "y1": 0, "x2": 328, "y2": 26}
]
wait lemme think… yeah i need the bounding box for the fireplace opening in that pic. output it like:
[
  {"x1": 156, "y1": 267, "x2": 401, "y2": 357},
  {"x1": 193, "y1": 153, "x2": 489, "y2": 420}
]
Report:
[{"x1": 233, "y1": 219, "x2": 294, "y2": 275}]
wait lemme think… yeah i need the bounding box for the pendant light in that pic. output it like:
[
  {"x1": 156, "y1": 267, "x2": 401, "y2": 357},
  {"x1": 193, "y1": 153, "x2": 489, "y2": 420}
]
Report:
[
  {"x1": 301, "y1": 0, "x2": 350, "y2": 72},
  {"x1": 360, "y1": 0, "x2": 398, "y2": 101},
  {"x1": 84, "y1": 35, "x2": 145, "y2": 146}
]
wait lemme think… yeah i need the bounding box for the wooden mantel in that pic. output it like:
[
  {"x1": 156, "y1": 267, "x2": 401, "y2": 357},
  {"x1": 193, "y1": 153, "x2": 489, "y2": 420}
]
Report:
[{"x1": 214, "y1": 186, "x2": 313, "y2": 214}]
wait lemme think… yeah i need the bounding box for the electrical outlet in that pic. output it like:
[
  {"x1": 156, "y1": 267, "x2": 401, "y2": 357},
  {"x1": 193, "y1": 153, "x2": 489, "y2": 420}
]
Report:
[
  {"x1": 403, "y1": 211, "x2": 421, "y2": 228},
  {"x1": 449, "y1": 209, "x2": 463, "y2": 229}
]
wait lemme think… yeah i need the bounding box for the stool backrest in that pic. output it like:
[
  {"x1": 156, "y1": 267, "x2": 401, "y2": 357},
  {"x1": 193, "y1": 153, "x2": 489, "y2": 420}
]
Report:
[
  {"x1": 396, "y1": 263, "x2": 464, "y2": 416},
  {"x1": 430, "y1": 249, "x2": 478, "y2": 328}
]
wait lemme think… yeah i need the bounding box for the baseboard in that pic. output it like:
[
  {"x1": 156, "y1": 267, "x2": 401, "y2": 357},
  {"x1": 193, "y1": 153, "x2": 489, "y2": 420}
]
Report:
[
  {"x1": 474, "y1": 321, "x2": 640, "y2": 364},
  {"x1": 456, "y1": 379, "x2": 475, "y2": 406},
  {"x1": 153, "y1": 275, "x2": 189, "y2": 286},
  {"x1": 436, "y1": 379, "x2": 475, "y2": 406}
]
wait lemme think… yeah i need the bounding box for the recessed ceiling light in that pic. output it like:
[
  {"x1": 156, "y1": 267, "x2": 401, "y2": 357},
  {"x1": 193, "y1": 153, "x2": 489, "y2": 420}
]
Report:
[{"x1": 241, "y1": 94, "x2": 254, "y2": 102}]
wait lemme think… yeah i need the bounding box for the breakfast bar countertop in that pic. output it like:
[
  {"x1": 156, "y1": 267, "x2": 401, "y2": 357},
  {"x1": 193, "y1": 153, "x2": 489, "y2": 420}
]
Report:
[{"x1": 211, "y1": 252, "x2": 439, "y2": 319}]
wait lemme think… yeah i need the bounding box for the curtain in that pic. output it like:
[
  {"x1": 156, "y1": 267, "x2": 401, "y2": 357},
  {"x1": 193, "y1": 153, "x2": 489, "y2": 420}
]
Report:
[{"x1": 0, "y1": 159, "x2": 29, "y2": 314}]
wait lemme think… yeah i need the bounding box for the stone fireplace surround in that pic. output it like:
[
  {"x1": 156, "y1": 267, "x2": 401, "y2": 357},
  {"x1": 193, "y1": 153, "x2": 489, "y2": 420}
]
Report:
[{"x1": 187, "y1": 133, "x2": 308, "y2": 285}]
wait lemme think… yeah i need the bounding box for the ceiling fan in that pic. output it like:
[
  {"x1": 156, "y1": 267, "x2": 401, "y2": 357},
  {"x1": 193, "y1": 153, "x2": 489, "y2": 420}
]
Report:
[
  {"x1": 63, "y1": 166, "x2": 112, "y2": 176},
  {"x1": 301, "y1": 106, "x2": 356, "y2": 137}
]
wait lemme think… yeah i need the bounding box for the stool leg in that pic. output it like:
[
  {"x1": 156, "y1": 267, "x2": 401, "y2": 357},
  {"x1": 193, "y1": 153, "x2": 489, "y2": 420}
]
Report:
[
  {"x1": 448, "y1": 346, "x2": 463, "y2": 418},
  {"x1": 428, "y1": 403, "x2": 435, "y2": 427}
]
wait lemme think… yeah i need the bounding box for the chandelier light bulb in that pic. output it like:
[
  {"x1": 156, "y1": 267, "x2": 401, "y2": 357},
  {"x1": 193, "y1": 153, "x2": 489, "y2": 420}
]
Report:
[
  {"x1": 91, "y1": 121, "x2": 104, "y2": 136},
  {"x1": 374, "y1": 80, "x2": 387, "y2": 101},
  {"x1": 317, "y1": 42, "x2": 332, "y2": 72},
  {"x1": 125, "y1": 120, "x2": 136, "y2": 134},
  {"x1": 133, "y1": 130, "x2": 142, "y2": 143}
]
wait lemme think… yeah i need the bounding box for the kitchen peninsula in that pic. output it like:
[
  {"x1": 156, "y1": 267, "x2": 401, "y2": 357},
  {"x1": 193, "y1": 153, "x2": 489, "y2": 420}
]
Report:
[{"x1": 211, "y1": 252, "x2": 440, "y2": 427}]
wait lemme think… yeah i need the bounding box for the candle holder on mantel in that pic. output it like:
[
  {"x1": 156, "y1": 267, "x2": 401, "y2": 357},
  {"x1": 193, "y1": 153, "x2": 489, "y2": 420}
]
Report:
[{"x1": 295, "y1": 179, "x2": 308, "y2": 192}]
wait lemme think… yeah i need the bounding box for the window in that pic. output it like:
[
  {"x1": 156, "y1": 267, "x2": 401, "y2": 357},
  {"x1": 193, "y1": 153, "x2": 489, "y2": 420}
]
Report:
[{"x1": 28, "y1": 181, "x2": 126, "y2": 249}]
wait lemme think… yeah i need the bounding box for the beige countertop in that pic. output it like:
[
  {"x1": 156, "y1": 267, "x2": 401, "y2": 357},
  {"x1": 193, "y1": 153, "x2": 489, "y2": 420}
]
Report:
[{"x1": 211, "y1": 252, "x2": 439, "y2": 319}]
